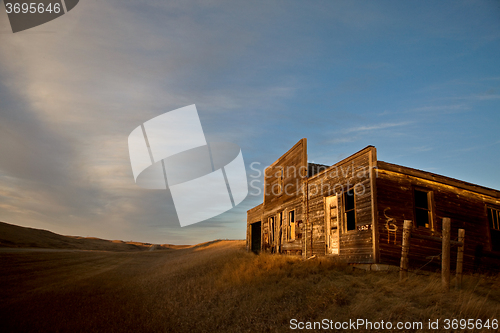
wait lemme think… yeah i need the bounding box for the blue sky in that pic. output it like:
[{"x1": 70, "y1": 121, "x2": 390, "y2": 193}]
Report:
[{"x1": 0, "y1": 1, "x2": 499, "y2": 244}]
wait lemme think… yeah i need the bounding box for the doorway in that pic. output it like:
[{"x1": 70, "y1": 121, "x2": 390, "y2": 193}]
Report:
[
  {"x1": 251, "y1": 222, "x2": 262, "y2": 253},
  {"x1": 325, "y1": 195, "x2": 339, "y2": 255}
]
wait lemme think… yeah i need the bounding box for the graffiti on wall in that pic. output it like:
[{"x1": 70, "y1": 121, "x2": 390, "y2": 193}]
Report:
[{"x1": 384, "y1": 207, "x2": 398, "y2": 244}]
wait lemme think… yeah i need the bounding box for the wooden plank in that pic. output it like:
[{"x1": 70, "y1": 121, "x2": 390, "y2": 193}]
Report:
[
  {"x1": 456, "y1": 228, "x2": 465, "y2": 290},
  {"x1": 370, "y1": 148, "x2": 379, "y2": 263},
  {"x1": 442, "y1": 218, "x2": 451, "y2": 291}
]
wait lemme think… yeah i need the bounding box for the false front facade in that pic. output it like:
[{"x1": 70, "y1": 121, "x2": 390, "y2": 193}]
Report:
[{"x1": 246, "y1": 139, "x2": 500, "y2": 271}]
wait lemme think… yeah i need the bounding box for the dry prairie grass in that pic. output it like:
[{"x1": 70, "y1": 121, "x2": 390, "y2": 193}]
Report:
[{"x1": 0, "y1": 240, "x2": 499, "y2": 332}]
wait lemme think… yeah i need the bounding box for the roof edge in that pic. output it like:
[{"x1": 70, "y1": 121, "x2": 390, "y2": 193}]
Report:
[{"x1": 378, "y1": 161, "x2": 500, "y2": 199}]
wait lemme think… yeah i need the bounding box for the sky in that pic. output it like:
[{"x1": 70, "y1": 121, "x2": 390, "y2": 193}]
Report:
[{"x1": 0, "y1": 0, "x2": 499, "y2": 244}]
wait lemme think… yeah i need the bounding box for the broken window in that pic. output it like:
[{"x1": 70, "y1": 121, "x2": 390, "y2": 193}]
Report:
[
  {"x1": 288, "y1": 210, "x2": 295, "y2": 240},
  {"x1": 487, "y1": 207, "x2": 500, "y2": 252},
  {"x1": 414, "y1": 189, "x2": 432, "y2": 228},
  {"x1": 344, "y1": 189, "x2": 356, "y2": 231}
]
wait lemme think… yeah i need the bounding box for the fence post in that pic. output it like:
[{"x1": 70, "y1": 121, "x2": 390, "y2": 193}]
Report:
[
  {"x1": 442, "y1": 217, "x2": 451, "y2": 291},
  {"x1": 400, "y1": 220, "x2": 412, "y2": 281},
  {"x1": 456, "y1": 228, "x2": 465, "y2": 290}
]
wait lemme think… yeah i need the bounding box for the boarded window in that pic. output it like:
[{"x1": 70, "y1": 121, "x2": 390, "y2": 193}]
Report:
[
  {"x1": 414, "y1": 189, "x2": 432, "y2": 228},
  {"x1": 487, "y1": 207, "x2": 500, "y2": 252},
  {"x1": 288, "y1": 210, "x2": 295, "y2": 240},
  {"x1": 344, "y1": 189, "x2": 356, "y2": 231}
]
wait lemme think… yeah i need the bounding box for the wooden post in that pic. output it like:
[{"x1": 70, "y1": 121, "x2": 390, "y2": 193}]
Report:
[
  {"x1": 456, "y1": 228, "x2": 465, "y2": 290},
  {"x1": 442, "y1": 217, "x2": 451, "y2": 291},
  {"x1": 400, "y1": 220, "x2": 412, "y2": 281}
]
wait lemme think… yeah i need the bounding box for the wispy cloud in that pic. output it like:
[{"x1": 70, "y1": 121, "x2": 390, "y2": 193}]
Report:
[
  {"x1": 479, "y1": 77, "x2": 500, "y2": 81},
  {"x1": 411, "y1": 146, "x2": 433, "y2": 152},
  {"x1": 444, "y1": 92, "x2": 500, "y2": 101},
  {"x1": 0, "y1": 0, "x2": 314, "y2": 243},
  {"x1": 410, "y1": 104, "x2": 469, "y2": 113},
  {"x1": 324, "y1": 121, "x2": 414, "y2": 147},
  {"x1": 343, "y1": 121, "x2": 413, "y2": 134},
  {"x1": 379, "y1": 104, "x2": 469, "y2": 116},
  {"x1": 329, "y1": 137, "x2": 358, "y2": 145},
  {"x1": 470, "y1": 94, "x2": 500, "y2": 101}
]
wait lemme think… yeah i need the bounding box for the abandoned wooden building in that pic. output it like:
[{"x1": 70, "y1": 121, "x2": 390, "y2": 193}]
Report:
[{"x1": 246, "y1": 138, "x2": 500, "y2": 271}]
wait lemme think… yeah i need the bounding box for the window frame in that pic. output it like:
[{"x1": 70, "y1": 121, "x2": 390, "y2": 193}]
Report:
[
  {"x1": 413, "y1": 187, "x2": 435, "y2": 231},
  {"x1": 343, "y1": 188, "x2": 357, "y2": 233},
  {"x1": 486, "y1": 206, "x2": 500, "y2": 252},
  {"x1": 288, "y1": 209, "x2": 296, "y2": 241}
]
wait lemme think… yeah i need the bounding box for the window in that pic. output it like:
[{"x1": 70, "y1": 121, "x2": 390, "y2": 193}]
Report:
[
  {"x1": 344, "y1": 189, "x2": 356, "y2": 231},
  {"x1": 414, "y1": 189, "x2": 432, "y2": 228},
  {"x1": 288, "y1": 210, "x2": 295, "y2": 240},
  {"x1": 487, "y1": 207, "x2": 500, "y2": 252}
]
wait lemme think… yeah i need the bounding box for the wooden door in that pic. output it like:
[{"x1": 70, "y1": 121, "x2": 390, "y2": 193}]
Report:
[{"x1": 325, "y1": 195, "x2": 339, "y2": 255}]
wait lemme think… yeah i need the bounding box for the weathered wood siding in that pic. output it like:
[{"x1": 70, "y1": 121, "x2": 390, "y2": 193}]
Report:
[
  {"x1": 376, "y1": 161, "x2": 500, "y2": 271},
  {"x1": 263, "y1": 139, "x2": 307, "y2": 209},
  {"x1": 306, "y1": 146, "x2": 377, "y2": 263},
  {"x1": 247, "y1": 139, "x2": 308, "y2": 254}
]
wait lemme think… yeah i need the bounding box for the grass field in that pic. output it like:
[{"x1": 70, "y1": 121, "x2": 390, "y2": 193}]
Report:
[{"x1": 1, "y1": 240, "x2": 499, "y2": 332}]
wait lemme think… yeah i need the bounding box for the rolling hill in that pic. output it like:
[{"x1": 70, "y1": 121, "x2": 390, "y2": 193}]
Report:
[{"x1": 0, "y1": 221, "x2": 186, "y2": 251}]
